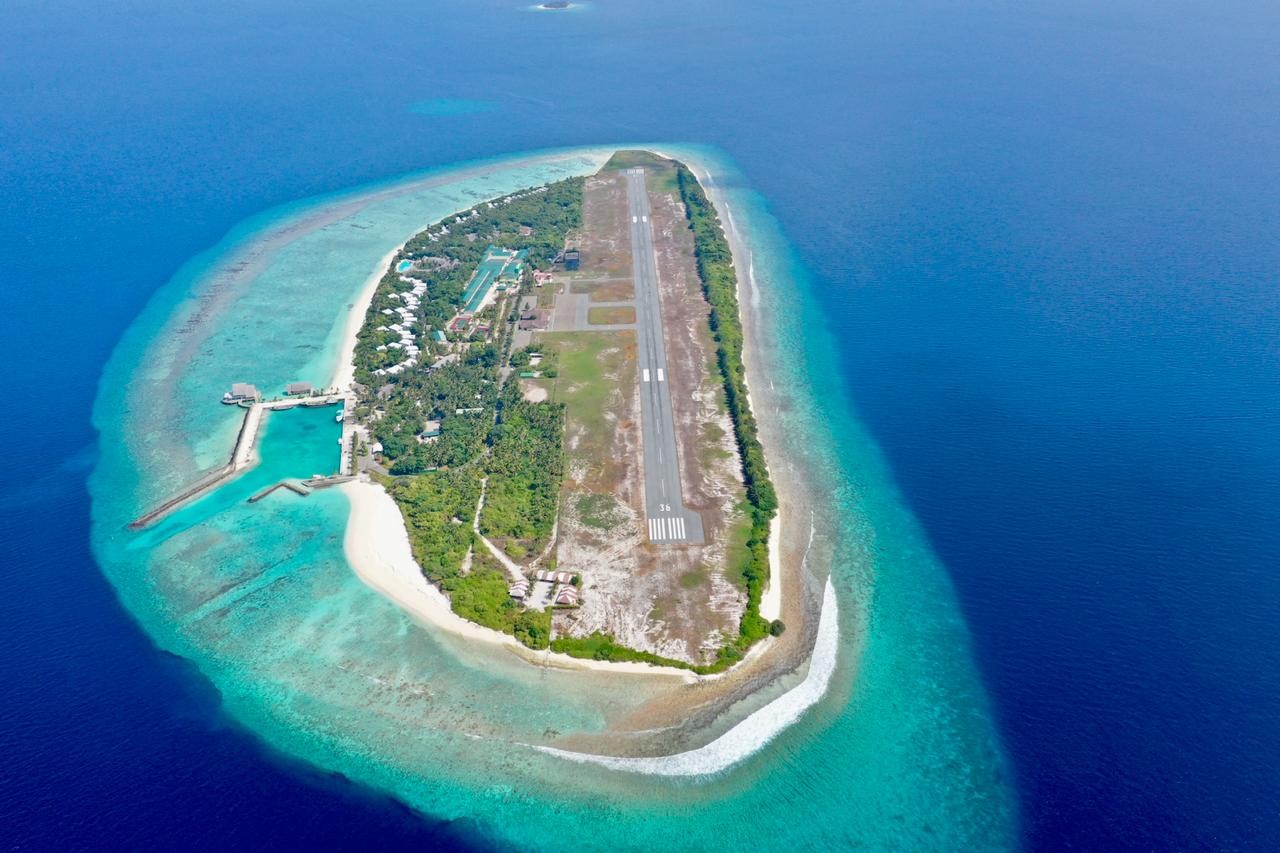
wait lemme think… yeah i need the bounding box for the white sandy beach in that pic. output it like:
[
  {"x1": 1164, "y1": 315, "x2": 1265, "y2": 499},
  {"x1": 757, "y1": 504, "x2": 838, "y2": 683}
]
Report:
[
  {"x1": 760, "y1": 515, "x2": 783, "y2": 621},
  {"x1": 332, "y1": 151, "x2": 838, "y2": 771},
  {"x1": 339, "y1": 479, "x2": 696, "y2": 679},
  {"x1": 329, "y1": 246, "x2": 398, "y2": 390},
  {"x1": 331, "y1": 204, "x2": 790, "y2": 681}
]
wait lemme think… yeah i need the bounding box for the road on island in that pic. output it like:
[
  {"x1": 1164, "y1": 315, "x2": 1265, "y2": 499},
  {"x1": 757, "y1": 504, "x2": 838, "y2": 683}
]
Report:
[{"x1": 625, "y1": 167, "x2": 705, "y2": 545}]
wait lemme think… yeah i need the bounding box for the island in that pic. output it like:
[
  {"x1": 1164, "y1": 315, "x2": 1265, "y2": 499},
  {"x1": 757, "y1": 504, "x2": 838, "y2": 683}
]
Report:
[{"x1": 342, "y1": 151, "x2": 780, "y2": 672}]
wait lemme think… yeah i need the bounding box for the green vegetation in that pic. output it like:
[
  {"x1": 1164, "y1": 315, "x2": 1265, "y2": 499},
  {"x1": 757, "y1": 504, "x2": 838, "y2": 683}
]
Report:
[
  {"x1": 604, "y1": 149, "x2": 680, "y2": 194},
  {"x1": 508, "y1": 342, "x2": 557, "y2": 373},
  {"x1": 575, "y1": 492, "x2": 625, "y2": 530},
  {"x1": 376, "y1": 356, "x2": 498, "y2": 474},
  {"x1": 679, "y1": 569, "x2": 707, "y2": 590},
  {"x1": 480, "y1": 384, "x2": 565, "y2": 553},
  {"x1": 390, "y1": 471, "x2": 551, "y2": 651},
  {"x1": 442, "y1": 554, "x2": 552, "y2": 650},
  {"x1": 587, "y1": 305, "x2": 636, "y2": 325},
  {"x1": 543, "y1": 331, "x2": 626, "y2": 442},
  {"x1": 550, "y1": 632, "x2": 691, "y2": 669},
  {"x1": 357, "y1": 177, "x2": 584, "y2": 652},
  {"x1": 675, "y1": 161, "x2": 778, "y2": 667},
  {"x1": 388, "y1": 468, "x2": 480, "y2": 584},
  {"x1": 353, "y1": 156, "x2": 776, "y2": 672}
]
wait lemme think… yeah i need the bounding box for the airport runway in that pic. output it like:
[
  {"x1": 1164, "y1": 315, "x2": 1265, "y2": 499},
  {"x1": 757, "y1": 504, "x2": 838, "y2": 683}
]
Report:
[{"x1": 625, "y1": 168, "x2": 705, "y2": 545}]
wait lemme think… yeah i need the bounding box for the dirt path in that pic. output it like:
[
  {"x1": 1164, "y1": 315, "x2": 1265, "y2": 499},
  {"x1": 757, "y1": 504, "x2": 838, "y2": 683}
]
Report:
[{"x1": 471, "y1": 476, "x2": 526, "y2": 582}]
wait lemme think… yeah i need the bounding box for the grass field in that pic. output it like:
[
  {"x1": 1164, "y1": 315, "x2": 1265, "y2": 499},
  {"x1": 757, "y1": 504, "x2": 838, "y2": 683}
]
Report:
[
  {"x1": 588, "y1": 305, "x2": 636, "y2": 325},
  {"x1": 575, "y1": 492, "x2": 627, "y2": 530},
  {"x1": 722, "y1": 504, "x2": 756, "y2": 592},
  {"x1": 540, "y1": 330, "x2": 635, "y2": 486},
  {"x1": 604, "y1": 149, "x2": 681, "y2": 194}
]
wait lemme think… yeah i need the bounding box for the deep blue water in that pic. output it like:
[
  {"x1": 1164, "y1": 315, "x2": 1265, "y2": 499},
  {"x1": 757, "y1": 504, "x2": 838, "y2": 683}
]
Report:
[{"x1": 3, "y1": 0, "x2": 1278, "y2": 849}]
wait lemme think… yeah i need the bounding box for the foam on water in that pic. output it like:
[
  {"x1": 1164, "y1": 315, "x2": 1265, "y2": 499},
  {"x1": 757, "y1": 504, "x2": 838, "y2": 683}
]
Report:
[
  {"x1": 89, "y1": 145, "x2": 1018, "y2": 849},
  {"x1": 536, "y1": 577, "x2": 839, "y2": 776}
]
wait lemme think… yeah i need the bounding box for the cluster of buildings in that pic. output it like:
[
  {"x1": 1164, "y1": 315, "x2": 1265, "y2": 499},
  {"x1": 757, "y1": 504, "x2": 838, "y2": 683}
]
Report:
[
  {"x1": 368, "y1": 241, "x2": 546, "y2": 381},
  {"x1": 486, "y1": 186, "x2": 547, "y2": 211},
  {"x1": 221, "y1": 382, "x2": 260, "y2": 405},
  {"x1": 418, "y1": 209, "x2": 476, "y2": 243},
  {"x1": 221, "y1": 381, "x2": 316, "y2": 404},
  {"x1": 507, "y1": 569, "x2": 581, "y2": 608},
  {"x1": 372, "y1": 273, "x2": 428, "y2": 377}
]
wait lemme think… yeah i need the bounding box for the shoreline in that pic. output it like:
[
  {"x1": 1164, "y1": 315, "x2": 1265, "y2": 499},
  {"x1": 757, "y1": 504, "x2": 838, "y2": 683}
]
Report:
[
  {"x1": 329, "y1": 247, "x2": 398, "y2": 390},
  {"x1": 339, "y1": 480, "x2": 698, "y2": 680},
  {"x1": 333, "y1": 148, "x2": 837, "y2": 769},
  {"x1": 334, "y1": 155, "x2": 797, "y2": 680}
]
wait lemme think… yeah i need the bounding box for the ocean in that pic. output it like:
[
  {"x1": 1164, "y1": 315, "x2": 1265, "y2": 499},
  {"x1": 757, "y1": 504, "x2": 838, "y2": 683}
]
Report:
[{"x1": 2, "y1": 0, "x2": 1278, "y2": 850}]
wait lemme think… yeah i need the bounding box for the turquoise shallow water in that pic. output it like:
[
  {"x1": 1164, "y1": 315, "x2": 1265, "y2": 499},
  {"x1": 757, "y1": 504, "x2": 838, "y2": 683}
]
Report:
[
  {"x1": 90, "y1": 146, "x2": 1016, "y2": 849},
  {"x1": 407, "y1": 98, "x2": 496, "y2": 117}
]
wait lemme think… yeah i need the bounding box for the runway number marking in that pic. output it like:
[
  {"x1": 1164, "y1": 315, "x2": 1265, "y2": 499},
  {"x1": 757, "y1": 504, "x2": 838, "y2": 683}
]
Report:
[
  {"x1": 656, "y1": 368, "x2": 665, "y2": 382},
  {"x1": 643, "y1": 368, "x2": 650, "y2": 382}
]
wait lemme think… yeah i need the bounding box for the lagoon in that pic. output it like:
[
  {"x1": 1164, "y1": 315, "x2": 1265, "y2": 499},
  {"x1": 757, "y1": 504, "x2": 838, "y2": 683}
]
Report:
[
  {"x1": 6, "y1": 0, "x2": 1278, "y2": 848},
  {"x1": 88, "y1": 146, "x2": 1014, "y2": 849}
]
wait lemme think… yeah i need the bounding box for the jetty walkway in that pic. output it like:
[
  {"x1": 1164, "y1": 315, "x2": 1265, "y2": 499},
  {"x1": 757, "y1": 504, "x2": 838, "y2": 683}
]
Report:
[{"x1": 128, "y1": 391, "x2": 353, "y2": 530}]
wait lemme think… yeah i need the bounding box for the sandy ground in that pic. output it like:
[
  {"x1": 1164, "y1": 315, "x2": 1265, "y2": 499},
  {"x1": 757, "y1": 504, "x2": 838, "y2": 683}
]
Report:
[
  {"x1": 337, "y1": 160, "x2": 800, "y2": 668},
  {"x1": 340, "y1": 480, "x2": 697, "y2": 680},
  {"x1": 760, "y1": 515, "x2": 783, "y2": 621},
  {"x1": 546, "y1": 166, "x2": 747, "y2": 665},
  {"x1": 330, "y1": 246, "x2": 398, "y2": 390},
  {"x1": 332, "y1": 152, "x2": 835, "y2": 765}
]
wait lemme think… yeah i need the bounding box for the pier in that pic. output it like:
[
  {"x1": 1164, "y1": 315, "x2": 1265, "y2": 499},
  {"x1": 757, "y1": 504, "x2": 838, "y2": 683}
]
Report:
[
  {"x1": 247, "y1": 480, "x2": 311, "y2": 503},
  {"x1": 128, "y1": 390, "x2": 353, "y2": 530}
]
